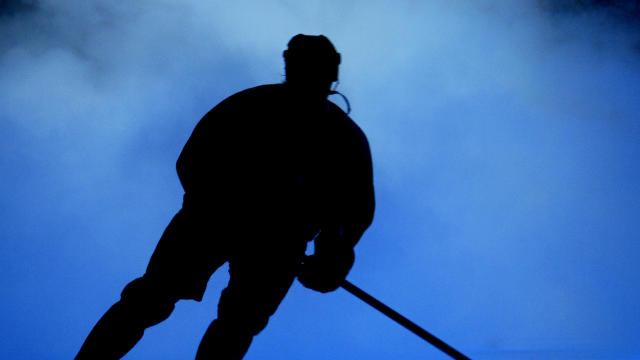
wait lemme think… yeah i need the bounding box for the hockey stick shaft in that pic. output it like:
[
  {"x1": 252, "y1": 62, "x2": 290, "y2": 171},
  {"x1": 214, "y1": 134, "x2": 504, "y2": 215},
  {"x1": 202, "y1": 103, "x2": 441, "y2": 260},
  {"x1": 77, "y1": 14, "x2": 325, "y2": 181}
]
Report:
[{"x1": 341, "y1": 280, "x2": 470, "y2": 360}]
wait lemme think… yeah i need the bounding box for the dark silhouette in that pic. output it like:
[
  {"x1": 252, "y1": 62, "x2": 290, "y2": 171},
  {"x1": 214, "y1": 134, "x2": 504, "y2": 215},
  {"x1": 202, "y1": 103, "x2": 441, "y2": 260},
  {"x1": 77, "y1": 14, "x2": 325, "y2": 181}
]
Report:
[{"x1": 75, "y1": 34, "x2": 375, "y2": 360}]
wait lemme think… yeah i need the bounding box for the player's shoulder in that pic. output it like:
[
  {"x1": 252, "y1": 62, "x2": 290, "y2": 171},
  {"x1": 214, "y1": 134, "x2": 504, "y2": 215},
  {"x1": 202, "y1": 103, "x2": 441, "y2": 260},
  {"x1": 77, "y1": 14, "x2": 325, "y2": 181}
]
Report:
[
  {"x1": 327, "y1": 100, "x2": 367, "y2": 142},
  {"x1": 204, "y1": 84, "x2": 283, "y2": 119}
]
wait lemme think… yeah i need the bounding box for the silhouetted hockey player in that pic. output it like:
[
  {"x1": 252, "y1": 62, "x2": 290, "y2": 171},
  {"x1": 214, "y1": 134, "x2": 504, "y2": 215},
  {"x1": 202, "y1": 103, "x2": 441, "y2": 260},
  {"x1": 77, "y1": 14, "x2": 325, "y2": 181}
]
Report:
[{"x1": 75, "y1": 34, "x2": 375, "y2": 360}]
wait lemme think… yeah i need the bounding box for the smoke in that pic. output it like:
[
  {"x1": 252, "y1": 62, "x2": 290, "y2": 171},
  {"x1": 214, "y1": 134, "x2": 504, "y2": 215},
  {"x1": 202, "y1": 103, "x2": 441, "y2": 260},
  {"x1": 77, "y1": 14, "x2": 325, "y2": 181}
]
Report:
[{"x1": 1, "y1": 0, "x2": 639, "y2": 359}]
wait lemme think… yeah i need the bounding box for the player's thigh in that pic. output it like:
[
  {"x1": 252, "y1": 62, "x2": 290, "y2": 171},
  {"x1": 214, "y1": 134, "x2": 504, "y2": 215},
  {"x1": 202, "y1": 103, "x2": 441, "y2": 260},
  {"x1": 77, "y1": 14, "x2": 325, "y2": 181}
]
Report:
[{"x1": 145, "y1": 209, "x2": 228, "y2": 301}]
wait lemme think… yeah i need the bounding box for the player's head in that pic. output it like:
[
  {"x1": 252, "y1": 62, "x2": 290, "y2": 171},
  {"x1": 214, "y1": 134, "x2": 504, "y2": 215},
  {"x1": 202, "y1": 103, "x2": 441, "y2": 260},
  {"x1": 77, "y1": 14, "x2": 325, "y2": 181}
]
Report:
[{"x1": 283, "y1": 34, "x2": 341, "y2": 96}]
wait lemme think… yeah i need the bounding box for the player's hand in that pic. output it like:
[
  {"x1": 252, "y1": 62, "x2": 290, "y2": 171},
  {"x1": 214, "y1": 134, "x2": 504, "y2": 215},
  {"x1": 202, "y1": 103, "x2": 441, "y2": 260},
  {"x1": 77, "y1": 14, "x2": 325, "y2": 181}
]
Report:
[{"x1": 297, "y1": 249, "x2": 354, "y2": 293}]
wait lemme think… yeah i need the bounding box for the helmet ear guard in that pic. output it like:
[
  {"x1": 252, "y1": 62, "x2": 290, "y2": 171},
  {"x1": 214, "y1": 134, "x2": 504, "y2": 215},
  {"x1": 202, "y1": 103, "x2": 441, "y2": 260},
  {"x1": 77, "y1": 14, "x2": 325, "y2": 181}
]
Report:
[{"x1": 331, "y1": 53, "x2": 341, "y2": 82}]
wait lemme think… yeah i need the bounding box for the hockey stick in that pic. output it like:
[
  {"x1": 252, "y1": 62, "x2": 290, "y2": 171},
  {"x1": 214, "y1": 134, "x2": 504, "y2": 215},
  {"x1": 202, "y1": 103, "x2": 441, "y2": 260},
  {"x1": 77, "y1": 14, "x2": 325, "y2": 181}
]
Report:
[{"x1": 341, "y1": 280, "x2": 471, "y2": 360}]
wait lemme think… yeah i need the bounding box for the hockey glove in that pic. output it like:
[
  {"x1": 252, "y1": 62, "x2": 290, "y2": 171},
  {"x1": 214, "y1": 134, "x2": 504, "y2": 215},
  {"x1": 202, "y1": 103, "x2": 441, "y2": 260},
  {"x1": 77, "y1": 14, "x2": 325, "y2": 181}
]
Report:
[{"x1": 297, "y1": 248, "x2": 355, "y2": 293}]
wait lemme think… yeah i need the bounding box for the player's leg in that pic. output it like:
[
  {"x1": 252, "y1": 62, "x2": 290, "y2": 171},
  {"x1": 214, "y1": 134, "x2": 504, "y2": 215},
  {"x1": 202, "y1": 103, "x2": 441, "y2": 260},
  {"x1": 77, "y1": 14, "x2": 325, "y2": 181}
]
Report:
[
  {"x1": 195, "y1": 240, "x2": 306, "y2": 360},
  {"x1": 75, "y1": 276, "x2": 177, "y2": 360},
  {"x1": 76, "y1": 207, "x2": 226, "y2": 359}
]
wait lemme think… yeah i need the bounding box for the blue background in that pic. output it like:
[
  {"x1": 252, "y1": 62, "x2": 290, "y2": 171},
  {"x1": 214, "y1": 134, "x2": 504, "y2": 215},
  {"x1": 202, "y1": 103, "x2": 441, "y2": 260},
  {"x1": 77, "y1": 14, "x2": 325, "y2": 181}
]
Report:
[{"x1": 1, "y1": 1, "x2": 639, "y2": 359}]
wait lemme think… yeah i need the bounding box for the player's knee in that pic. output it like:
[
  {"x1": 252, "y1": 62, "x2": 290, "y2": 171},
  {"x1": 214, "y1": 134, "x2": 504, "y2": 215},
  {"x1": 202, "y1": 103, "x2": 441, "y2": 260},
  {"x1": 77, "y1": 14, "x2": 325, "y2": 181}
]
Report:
[
  {"x1": 216, "y1": 286, "x2": 281, "y2": 336},
  {"x1": 120, "y1": 277, "x2": 176, "y2": 328}
]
